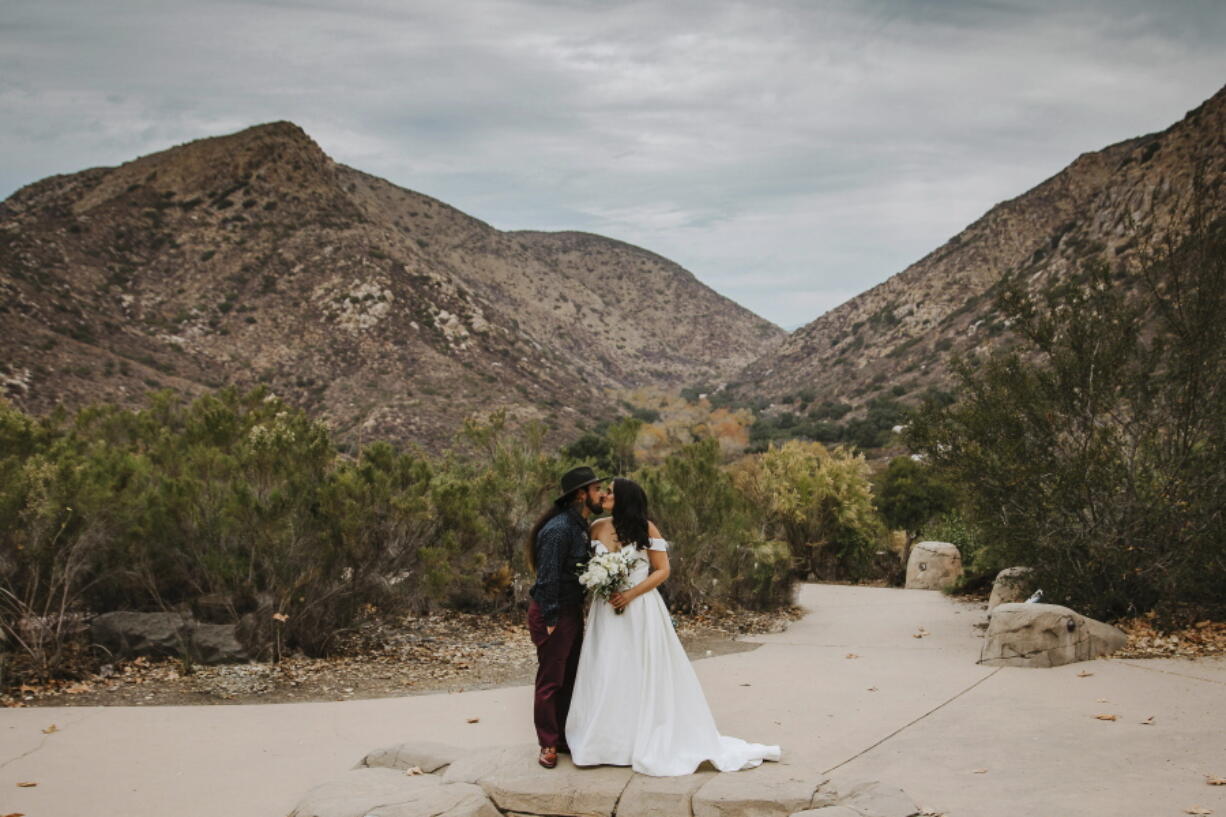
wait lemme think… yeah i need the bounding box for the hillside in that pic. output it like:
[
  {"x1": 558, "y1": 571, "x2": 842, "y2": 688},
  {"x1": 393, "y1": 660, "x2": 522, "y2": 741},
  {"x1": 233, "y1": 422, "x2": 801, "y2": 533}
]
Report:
[
  {"x1": 0, "y1": 123, "x2": 784, "y2": 448},
  {"x1": 733, "y1": 84, "x2": 1226, "y2": 411}
]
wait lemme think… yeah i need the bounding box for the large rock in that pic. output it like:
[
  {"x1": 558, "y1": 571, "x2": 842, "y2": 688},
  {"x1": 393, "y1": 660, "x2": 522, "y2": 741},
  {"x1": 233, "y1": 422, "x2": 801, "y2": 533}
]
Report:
[
  {"x1": 91, "y1": 611, "x2": 192, "y2": 660},
  {"x1": 90, "y1": 611, "x2": 250, "y2": 664},
  {"x1": 441, "y1": 746, "x2": 524, "y2": 785},
  {"x1": 979, "y1": 602, "x2": 1128, "y2": 667},
  {"x1": 904, "y1": 541, "x2": 962, "y2": 590},
  {"x1": 190, "y1": 622, "x2": 250, "y2": 664},
  {"x1": 619, "y1": 769, "x2": 716, "y2": 817},
  {"x1": 987, "y1": 567, "x2": 1035, "y2": 610},
  {"x1": 298, "y1": 742, "x2": 924, "y2": 817},
  {"x1": 446, "y1": 743, "x2": 632, "y2": 817},
  {"x1": 359, "y1": 741, "x2": 467, "y2": 773},
  {"x1": 692, "y1": 764, "x2": 826, "y2": 817},
  {"x1": 290, "y1": 767, "x2": 497, "y2": 817}
]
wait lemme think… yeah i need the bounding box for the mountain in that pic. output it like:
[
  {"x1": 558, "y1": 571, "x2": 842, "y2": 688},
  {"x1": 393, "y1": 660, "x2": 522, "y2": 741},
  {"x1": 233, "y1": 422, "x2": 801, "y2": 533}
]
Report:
[
  {"x1": 733, "y1": 84, "x2": 1226, "y2": 411},
  {"x1": 0, "y1": 123, "x2": 784, "y2": 448}
]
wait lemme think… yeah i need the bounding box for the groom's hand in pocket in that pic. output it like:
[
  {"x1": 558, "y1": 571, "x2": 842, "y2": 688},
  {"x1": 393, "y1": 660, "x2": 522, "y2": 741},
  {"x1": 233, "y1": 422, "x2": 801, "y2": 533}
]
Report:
[{"x1": 546, "y1": 625, "x2": 555, "y2": 636}]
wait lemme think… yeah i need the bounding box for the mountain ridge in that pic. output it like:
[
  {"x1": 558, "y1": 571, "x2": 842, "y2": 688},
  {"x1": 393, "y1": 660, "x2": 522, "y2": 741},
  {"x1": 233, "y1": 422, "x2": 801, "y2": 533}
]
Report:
[
  {"x1": 732, "y1": 83, "x2": 1226, "y2": 409},
  {"x1": 0, "y1": 122, "x2": 784, "y2": 449}
]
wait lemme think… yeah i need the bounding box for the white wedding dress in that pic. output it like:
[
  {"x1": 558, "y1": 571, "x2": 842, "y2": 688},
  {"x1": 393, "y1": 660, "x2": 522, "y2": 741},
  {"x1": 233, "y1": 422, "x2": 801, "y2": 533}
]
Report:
[{"x1": 565, "y1": 538, "x2": 781, "y2": 776}]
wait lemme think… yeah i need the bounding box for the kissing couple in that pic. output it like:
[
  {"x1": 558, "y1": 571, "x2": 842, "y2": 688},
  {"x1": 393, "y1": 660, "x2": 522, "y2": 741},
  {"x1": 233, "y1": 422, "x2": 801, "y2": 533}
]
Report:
[{"x1": 526, "y1": 465, "x2": 781, "y2": 776}]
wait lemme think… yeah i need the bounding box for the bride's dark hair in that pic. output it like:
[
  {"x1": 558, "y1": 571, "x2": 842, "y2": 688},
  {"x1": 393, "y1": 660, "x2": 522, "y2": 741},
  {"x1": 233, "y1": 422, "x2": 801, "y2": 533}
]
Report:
[{"x1": 612, "y1": 477, "x2": 651, "y2": 551}]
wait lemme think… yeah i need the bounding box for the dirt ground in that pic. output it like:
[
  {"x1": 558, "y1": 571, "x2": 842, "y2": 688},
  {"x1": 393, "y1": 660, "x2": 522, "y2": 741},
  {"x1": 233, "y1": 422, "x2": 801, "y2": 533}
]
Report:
[{"x1": 3, "y1": 607, "x2": 803, "y2": 708}]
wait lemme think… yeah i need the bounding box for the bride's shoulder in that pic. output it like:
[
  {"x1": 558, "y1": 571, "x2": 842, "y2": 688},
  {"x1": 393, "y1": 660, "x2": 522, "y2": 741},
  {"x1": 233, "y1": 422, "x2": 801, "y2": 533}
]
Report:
[
  {"x1": 590, "y1": 516, "x2": 613, "y2": 534},
  {"x1": 647, "y1": 520, "x2": 663, "y2": 538}
]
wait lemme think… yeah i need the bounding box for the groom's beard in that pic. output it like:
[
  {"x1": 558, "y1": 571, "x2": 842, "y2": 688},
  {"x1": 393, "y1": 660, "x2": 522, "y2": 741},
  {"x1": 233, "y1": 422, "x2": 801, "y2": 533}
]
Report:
[{"x1": 586, "y1": 498, "x2": 604, "y2": 515}]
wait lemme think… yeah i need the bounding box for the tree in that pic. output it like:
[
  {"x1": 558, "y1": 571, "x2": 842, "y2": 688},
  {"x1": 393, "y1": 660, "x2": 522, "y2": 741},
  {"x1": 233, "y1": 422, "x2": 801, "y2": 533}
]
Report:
[
  {"x1": 876, "y1": 456, "x2": 955, "y2": 547},
  {"x1": 734, "y1": 440, "x2": 883, "y2": 580},
  {"x1": 908, "y1": 218, "x2": 1226, "y2": 622}
]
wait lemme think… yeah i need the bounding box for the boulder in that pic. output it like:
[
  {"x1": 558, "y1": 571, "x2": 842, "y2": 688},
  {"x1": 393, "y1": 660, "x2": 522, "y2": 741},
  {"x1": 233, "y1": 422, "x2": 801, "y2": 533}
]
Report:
[
  {"x1": 619, "y1": 768, "x2": 716, "y2": 817},
  {"x1": 90, "y1": 611, "x2": 250, "y2": 664},
  {"x1": 904, "y1": 541, "x2": 962, "y2": 590},
  {"x1": 479, "y1": 753, "x2": 632, "y2": 816},
  {"x1": 291, "y1": 765, "x2": 446, "y2": 814},
  {"x1": 190, "y1": 622, "x2": 250, "y2": 664},
  {"x1": 441, "y1": 746, "x2": 524, "y2": 785},
  {"x1": 987, "y1": 567, "x2": 1035, "y2": 610},
  {"x1": 91, "y1": 611, "x2": 192, "y2": 660},
  {"x1": 692, "y1": 764, "x2": 826, "y2": 817},
  {"x1": 294, "y1": 742, "x2": 926, "y2": 817},
  {"x1": 979, "y1": 602, "x2": 1128, "y2": 667},
  {"x1": 445, "y1": 743, "x2": 632, "y2": 817},
  {"x1": 359, "y1": 741, "x2": 467, "y2": 773},
  {"x1": 368, "y1": 783, "x2": 498, "y2": 817},
  {"x1": 236, "y1": 591, "x2": 277, "y2": 660}
]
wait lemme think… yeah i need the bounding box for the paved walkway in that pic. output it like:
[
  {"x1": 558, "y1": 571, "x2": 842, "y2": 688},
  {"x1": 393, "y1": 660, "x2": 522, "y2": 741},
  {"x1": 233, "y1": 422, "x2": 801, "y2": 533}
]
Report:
[{"x1": 2, "y1": 584, "x2": 1223, "y2": 817}]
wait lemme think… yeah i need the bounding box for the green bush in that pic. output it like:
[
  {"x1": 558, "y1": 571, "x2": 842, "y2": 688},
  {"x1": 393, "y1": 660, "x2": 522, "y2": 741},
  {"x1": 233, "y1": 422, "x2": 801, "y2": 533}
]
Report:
[
  {"x1": 908, "y1": 220, "x2": 1226, "y2": 622},
  {"x1": 637, "y1": 440, "x2": 795, "y2": 611}
]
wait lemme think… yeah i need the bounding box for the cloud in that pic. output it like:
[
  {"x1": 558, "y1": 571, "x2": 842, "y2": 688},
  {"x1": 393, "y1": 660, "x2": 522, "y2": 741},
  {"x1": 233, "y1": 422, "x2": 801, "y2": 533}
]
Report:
[{"x1": 2, "y1": 0, "x2": 1224, "y2": 327}]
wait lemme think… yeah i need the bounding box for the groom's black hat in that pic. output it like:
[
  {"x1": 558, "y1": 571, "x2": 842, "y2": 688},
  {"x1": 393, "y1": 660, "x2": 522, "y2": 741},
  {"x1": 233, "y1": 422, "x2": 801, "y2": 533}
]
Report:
[{"x1": 555, "y1": 466, "x2": 607, "y2": 503}]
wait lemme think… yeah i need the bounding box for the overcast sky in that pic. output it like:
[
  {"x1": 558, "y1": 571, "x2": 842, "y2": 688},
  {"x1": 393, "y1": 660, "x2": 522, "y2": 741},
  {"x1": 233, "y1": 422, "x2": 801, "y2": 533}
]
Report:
[{"x1": 3, "y1": 1, "x2": 1224, "y2": 328}]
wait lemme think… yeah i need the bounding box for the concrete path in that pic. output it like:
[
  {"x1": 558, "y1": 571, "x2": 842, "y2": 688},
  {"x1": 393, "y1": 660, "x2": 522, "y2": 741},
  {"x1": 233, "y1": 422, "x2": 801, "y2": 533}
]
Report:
[{"x1": 2, "y1": 584, "x2": 1223, "y2": 817}]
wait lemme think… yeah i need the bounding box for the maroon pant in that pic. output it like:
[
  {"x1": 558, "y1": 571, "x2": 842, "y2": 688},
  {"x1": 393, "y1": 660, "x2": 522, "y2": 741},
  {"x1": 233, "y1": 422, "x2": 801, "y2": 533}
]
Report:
[{"x1": 527, "y1": 601, "x2": 583, "y2": 749}]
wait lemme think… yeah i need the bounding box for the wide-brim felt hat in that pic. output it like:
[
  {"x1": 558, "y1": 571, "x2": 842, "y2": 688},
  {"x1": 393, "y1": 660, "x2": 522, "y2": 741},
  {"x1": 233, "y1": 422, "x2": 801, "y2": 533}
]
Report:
[{"x1": 555, "y1": 465, "x2": 609, "y2": 503}]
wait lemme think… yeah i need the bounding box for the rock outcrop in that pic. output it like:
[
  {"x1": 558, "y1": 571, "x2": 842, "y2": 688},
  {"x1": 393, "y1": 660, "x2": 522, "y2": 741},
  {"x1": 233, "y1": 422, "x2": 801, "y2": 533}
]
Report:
[
  {"x1": 292, "y1": 741, "x2": 926, "y2": 817},
  {"x1": 979, "y1": 602, "x2": 1128, "y2": 667}
]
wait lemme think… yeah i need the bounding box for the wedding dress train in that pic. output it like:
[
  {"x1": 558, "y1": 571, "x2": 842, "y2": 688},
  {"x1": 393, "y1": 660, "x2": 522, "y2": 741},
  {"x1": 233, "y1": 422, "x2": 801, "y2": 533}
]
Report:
[{"x1": 564, "y1": 539, "x2": 781, "y2": 777}]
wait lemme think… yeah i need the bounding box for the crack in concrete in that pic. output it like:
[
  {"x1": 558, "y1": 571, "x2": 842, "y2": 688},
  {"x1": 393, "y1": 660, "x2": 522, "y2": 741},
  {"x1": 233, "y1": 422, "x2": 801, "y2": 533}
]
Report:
[
  {"x1": 0, "y1": 710, "x2": 98, "y2": 770},
  {"x1": 820, "y1": 667, "x2": 1003, "y2": 776},
  {"x1": 608, "y1": 771, "x2": 634, "y2": 817}
]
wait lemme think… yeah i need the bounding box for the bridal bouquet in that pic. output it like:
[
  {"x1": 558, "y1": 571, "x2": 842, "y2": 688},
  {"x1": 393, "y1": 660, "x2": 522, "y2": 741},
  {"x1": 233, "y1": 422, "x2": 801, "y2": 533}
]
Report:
[{"x1": 578, "y1": 549, "x2": 638, "y2": 614}]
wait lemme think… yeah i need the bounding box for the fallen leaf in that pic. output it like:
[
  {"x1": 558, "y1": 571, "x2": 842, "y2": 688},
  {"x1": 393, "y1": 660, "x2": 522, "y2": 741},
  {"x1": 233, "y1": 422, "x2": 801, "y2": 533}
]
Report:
[
  {"x1": 1184, "y1": 808, "x2": 1212, "y2": 815},
  {"x1": 1076, "y1": 670, "x2": 1094, "y2": 677},
  {"x1": 405, "y1": 766, "x2": 424, "y2": 776},
  {"x1": 1140, "y1": 716, "x2": 1155, "y2": 725},
  {"x1": 2, "y1": 811, "x2": 25, "y2": 816},
  {"x1": 867, "y1": 686, "x2": 878, "y2": 692},
  {"x1": 845, "y1": 653, "x2": 859, "y2": 659},
  {"x1": 1206, "y1": 776, "x2": 1226, "y2": 786},
  {"x1": 272, "y1": 612, "x2": 289, "y2": 623},
  {"x1": 1096, "y1": 698, "x2": 1110, "y2": 703},
  {"x1": 972, "y1": 768, "x2": 988, "y2": 774},
  {"x1": 739, "y1": 683, "x2": 751, "y2": 686},
  {"x1": 15, "y1": 782, "x2": 36, "y2": 787},
  {"x1": 466, "y1": 717, "x2": 479, "y2": 724},
  {"x1": 1095, "y1": 713, "x2": 1118, "y2": 721},
  {"x1": 41, "y1": 724, "x2": 58, "y2": 734}
]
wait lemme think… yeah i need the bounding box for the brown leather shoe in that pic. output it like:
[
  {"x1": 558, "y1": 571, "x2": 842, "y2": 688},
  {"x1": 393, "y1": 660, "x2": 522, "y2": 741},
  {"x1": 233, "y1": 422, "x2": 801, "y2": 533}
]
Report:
[{"x1": 538, "y1": 746, "x2": 558, "y2": 769}]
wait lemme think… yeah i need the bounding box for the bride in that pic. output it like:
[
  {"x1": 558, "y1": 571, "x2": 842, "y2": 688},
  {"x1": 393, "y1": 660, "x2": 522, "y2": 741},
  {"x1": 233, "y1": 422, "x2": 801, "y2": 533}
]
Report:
[{"x1": 564, "y1": 477, "x2": 781, "y2": 777}]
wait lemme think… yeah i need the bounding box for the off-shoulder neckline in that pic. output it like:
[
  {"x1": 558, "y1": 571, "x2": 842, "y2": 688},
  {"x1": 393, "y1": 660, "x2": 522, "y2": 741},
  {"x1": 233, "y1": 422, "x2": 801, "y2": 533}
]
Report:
[{"x1": 592, "y1": 537, "x2": 667, "y2": 552}]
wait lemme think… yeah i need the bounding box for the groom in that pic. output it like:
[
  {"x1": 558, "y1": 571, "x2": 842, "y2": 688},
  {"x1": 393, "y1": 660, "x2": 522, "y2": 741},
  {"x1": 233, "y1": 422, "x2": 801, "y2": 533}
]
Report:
[{"x1": 527, "y1": 465, "x2": 607, "y2": 769}]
